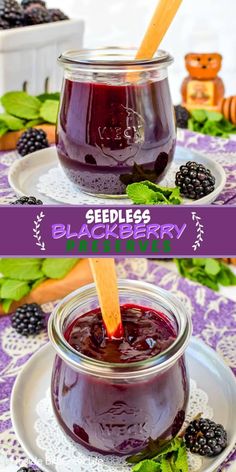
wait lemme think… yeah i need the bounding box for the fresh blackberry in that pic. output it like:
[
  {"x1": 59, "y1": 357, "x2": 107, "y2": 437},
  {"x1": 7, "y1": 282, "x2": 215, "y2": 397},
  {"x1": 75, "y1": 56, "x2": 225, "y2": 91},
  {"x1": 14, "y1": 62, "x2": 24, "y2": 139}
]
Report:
[
  {"x1": 175, "y1": 161, "x2": 216, "y2": 200},
  {"x1": 24, "y1": 5, "x2": 50, "y2": 24},
  {"x1": 0, "y1": 0, "x2": 25, "y2": 28},
  {"x1": 0, "y1": 17, "x2": 10, "y2": 28},
  {"x1": 10, "y1": 195, "x2": 43, "y2": 205},
  {"x1": 17, "y1": 128, "x2": 49, "y2": 156},
  {"x1": 48, "y1": 8, "x2": 69, "y2": 22},
  {"x1": 21, "y1": 0, "x2": 46, "y2": 8},
  {"x1": 174, "y1": 105, "x2": 190, "y2": 129},
  {"x1": 17, "y1": 467, "x2": 42, "y2": 472},
  {"x1": 185, "y1": 418, "x2": 227, "y2": 457},
  {"x1": 11, "y1": 303, "x2": 45, "y2": 336}
]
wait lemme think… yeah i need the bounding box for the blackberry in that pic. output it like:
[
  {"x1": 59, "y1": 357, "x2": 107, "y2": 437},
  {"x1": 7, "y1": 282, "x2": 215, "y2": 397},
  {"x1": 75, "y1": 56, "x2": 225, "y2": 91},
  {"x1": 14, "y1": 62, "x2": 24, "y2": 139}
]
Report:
[
  {"x1": 175, "y1": 161, "x2": 216, "y2": 200},
  {"x1": 0, "y1": 18, "x2": 10, "y2": 28},
  {"x1": 185, "y1": 418, "x2": 227, "y2": 457},
  {"x1": 11, "y1": 303, "x2": 45, "y2": 336},
  {"x1": 24, "y1": 5, "x2": 50, "y2": 24},
  {"x1": 21, "y1": 0, "x2": 46, "y2": 8},
  {"x1": 0, "y1": 0, "x2": 25, "y2": 28},
  {"x1": 17, "y1": 128, "x2": 49, "y2": 156},
  {"x1": 17, "y1": 468, "x2": 42, "y2": 472},
  {"x1": 174, "y1": 105, "x2": 190, "y2": 129},
  {"x1": 48, "y1": 8, "x2": 69, "y2": 22},
  {"x1": 10, "y1": 195, "x2": 43, "y2": 205}
]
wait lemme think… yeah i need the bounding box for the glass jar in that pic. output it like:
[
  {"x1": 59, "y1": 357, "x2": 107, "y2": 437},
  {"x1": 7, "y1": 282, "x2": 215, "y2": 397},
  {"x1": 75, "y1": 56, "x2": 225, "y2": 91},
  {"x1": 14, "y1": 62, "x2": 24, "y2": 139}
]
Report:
[
  {"x1": 49, "y1": 280, "x2": 192, "y2": 456},
  {"x1": 56, "y1": 47, "x2": 176, "y2": 197}
]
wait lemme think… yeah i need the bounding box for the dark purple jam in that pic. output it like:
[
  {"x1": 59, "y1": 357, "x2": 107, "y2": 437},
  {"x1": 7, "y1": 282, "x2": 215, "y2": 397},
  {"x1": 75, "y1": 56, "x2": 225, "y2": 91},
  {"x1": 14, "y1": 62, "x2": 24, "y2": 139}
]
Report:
[
  {"x1": 56, "y1": 78, "x2": 176, "y2": 195},
  {"x1": 51, "y1": 304, "x2": 189, "y2": 455}
]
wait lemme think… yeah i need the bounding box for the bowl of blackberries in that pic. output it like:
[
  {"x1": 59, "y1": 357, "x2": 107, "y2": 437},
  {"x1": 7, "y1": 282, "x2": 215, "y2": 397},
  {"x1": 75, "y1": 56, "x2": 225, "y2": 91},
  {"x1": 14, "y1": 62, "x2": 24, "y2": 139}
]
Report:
[{"x1": 0, "y1": 0, "x2": 69, "y2": 30}]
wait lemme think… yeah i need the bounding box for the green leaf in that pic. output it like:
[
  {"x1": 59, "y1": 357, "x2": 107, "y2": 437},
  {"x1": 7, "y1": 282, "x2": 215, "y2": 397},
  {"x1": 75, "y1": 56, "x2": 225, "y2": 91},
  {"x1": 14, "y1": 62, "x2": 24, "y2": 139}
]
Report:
[
  {"x1": 0, "y1": 121, "x2": 9, "y2": 136},
  {"x1": 40, "y1": 99, "x2": 59, "y2": 124},
  {"x1": 133, "y1": 460, "x2": 161, "y2": 472},
  {"x1": 1, "y1": 92, "x2": 41, "y2": 120},
  {"x1": 205, "y1": 110, "x2": 223, "y2": 122},
  {"x1": 175, "y1": 444, "x2": 188, "y2": 472},
  {"x1": 37, "y1": 92, "x2": 60, "y2": 103},
  {"x1": 192, "y1": 258, "x2": 206, "y2": 267},
  {"x1": 31, "y1": 277, "x2": 47, "y2": 290},
  {"x1": 187, "y1": 118, "x2": 195, "y2": 131},
  {"x1": 191, "y1": 109, "x2": 207, "y2": 123},
  {"x1": 42, "y1": 258, "x2": 78, "y2": 279},
  {"x1": 0, "y1": 258, "x2": 43, "y2": 280},
  {"x1": 205, "y1": 258, "x2": 221, "y2": 276},
  {"x1": 0, "y1": 113, "x2": 24, "y2": 131},
  {"x1": 159, "y1": 459, "x2": 172, "y2": 472},
  {"x1": 2, "y1": 298, "x2": 13, "y2": 313},
  {"x1": 25, "y1": 118, "x2": 45, "y2": 128},
  {"x1": 127, "y1": 183, "x2": 158, "y2": 205},
  {"x1": 1, "y1": 279, "x2": 30, "y2": 301}
]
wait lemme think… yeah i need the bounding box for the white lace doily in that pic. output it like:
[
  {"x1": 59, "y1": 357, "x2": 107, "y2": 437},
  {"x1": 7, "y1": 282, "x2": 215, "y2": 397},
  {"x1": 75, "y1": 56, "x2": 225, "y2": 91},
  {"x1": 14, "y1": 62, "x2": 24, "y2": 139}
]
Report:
[
  {"x1": 36, "y1": 164, "x2": 180, "y2": 206},
  {"x1": 34, "y1": 379, "x2": 213, "y2": 472}
]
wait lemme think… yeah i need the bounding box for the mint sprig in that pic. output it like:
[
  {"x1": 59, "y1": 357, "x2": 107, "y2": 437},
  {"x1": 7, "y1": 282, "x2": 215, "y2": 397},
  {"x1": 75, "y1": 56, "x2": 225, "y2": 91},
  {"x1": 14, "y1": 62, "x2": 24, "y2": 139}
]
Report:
[
  {"x1": 126, "y1": 181, "x2": 182, "y2": 205},
  {"x1": 188, "y1": 109, "x2": 236, "y2": 138},
  {"x1": 0, "y1": 91, "x2": 60, "y2": 137},
  {"x1": 175, "y1": 258, "x2": 236, "y2": 291},
  {"x1": 0, "y1": 258, "x2": 79, "y2": 312},
  {"x1": 127, "y1": 438, "x2": 188, "y2": 472}
]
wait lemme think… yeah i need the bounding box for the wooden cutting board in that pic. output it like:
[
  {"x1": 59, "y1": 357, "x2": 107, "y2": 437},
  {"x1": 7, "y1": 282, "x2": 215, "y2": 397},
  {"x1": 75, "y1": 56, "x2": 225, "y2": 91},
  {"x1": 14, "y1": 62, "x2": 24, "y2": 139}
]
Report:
[
  {"x1": 0, "y1": 259, "x2": 93, "y2": 316},
  {"x1": 0, "y1": 124, "x2": 56, "y2": 151}
]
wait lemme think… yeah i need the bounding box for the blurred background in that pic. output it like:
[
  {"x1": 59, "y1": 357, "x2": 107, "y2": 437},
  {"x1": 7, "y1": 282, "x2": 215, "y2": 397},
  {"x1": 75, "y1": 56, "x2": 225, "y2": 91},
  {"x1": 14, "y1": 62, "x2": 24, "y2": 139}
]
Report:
[{"x1": 45, "y1": 0, "x2": 236, "y2": 103}]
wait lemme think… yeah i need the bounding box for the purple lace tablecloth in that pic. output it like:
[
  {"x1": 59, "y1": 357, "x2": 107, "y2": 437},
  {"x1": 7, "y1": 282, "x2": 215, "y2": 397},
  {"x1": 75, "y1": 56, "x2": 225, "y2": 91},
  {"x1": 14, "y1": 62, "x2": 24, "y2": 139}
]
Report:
[
  {"x1": 1, "y1": 130, "x2": 236, "y2": 204},
  {"x1": 0, "y1": 259, "x2": 235, "y2": 471}
]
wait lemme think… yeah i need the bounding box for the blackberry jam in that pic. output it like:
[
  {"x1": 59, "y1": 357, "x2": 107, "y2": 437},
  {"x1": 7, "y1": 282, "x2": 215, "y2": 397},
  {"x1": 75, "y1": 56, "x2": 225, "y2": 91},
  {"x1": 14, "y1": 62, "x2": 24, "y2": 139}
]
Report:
[
  {"x1": 56, "y1": 48, "x2": 176, "y2": 196},
  {"x1": 49, "y1": 280, "x2": 191, "y2": 455}
]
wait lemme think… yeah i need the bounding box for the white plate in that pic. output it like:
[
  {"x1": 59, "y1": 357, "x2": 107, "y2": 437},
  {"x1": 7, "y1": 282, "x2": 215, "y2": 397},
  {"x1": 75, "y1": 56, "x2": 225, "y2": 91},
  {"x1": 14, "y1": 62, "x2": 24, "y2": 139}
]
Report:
[
  {"x1": 11, "y1": 338, "x2": 236, "y2": 472},
  {"x1": 8, "y1": 147, "x2": 226, "y2": 206}
]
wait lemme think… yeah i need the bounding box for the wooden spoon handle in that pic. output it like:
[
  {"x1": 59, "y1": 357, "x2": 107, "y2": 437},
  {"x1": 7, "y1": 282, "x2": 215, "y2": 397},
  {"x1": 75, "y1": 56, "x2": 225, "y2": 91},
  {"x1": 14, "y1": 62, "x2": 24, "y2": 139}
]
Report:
[{"x1": 89, "y1": 258, "x2": 123, "y2": 339}]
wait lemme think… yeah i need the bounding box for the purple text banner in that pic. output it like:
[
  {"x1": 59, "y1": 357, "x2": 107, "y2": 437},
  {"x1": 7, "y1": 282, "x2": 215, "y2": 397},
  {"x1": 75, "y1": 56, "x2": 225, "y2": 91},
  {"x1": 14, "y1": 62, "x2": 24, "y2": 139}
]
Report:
[{"x1": 0, "y1": 205, "x2": 235, "y2": 257}]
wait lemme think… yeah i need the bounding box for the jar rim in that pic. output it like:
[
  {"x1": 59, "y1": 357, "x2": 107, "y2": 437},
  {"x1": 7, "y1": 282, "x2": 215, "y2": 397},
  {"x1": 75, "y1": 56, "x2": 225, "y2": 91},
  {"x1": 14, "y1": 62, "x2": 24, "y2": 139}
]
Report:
[
  {"x1": 58, "y1": 46, "x2": 174, "y2": 69},
  {"x1": 48, "y1": 280, "x2": 192, "y2": 379}
]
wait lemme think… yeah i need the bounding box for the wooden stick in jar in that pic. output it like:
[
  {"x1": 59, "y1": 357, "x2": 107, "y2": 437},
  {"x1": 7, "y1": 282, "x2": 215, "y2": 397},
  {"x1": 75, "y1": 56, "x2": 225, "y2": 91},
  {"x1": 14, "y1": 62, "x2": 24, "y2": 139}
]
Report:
[
  {"x1": 89, "y1": 258, "x2": 124, "y2": 339},
  {"x1": 136, "y1": 0, "x2": 183, "y2": 60}
]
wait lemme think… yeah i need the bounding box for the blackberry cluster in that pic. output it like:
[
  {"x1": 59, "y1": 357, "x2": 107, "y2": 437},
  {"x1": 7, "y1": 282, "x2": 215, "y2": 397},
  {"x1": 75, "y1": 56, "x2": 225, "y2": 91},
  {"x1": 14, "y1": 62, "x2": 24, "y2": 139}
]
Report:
[
  {"x1": 175, "y1": 161, "x2": 216, "y2": 200},
  {"x1": 11, "y1": 195, "x2": 43, "y2": 205},
  {"x1": 21, "y1": 0, "x2": 46, "y2": 8},
  {"x1": 17, "y1": 468, "x2": 42, "y2": 472},
  {"x1": 11, "y1": 303, "x2": 45, "y2": 336},
  {"x1": 48, "y1": 8, "x2": 69, "y2": 22},
  {"x1": 17, "y1": 128, "x2": 49, "y2": 156},
  {"x1": 0, "y1": 0, "x2": 69, "y2": 28},
  {"x1": 0, "y1": 0, "x2": 25, "y2": 28},
  {"x1": 185, "y1": 418, "x2": 227, "y2": 457},
  {"x1": 24, "y1": 5, "x2": 50, "y2": 24},
  {"x1": 174, "y1": 105, "x2": 190, "y2": 129}
]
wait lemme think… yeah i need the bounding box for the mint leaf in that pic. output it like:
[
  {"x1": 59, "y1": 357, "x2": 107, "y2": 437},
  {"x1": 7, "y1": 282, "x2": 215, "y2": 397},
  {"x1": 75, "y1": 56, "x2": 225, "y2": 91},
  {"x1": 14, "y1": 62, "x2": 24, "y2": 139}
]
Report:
[
  {"x1": 127, "y1": 183, "x2": 158, "y2": 204},
  {"x1": 191, "y1": 109, "x2": 207, "y2": 123},
  {"x1": 42, "y1": 258, "x2": 78, "y2": 279},
  {"x1": 175, "y1": 444, "x2": 188, "y2": 472},
  {"x1": 1, "y1": 279, "x2": 30, "y2": 301},
  {"x1": 2, "y1": 298, "x2": 13, "y2": 313},
  {"x1": 159, "y1": 458, "x2": 172, "y2": 472},
  {"x1": 40, "y1": 99, "x2": 59, "y2": 124},
  {"x1": 0, "y1": 121, "x2": 8, "y2": 136},
  {"x1": 37, "y1": 92, "x2": 60, "y2": 103},
  {"x1": 31, "y1": 277, "x2": 47, "y2": 290},
  {"x1": 0, "y1": 113, "x2": 24, "y2": 131},
  {"x1": 205, "y1": 258, "x2": 221, "y2": 276},
  {"x1": 0, "y1": 258, "x2": 43, "y2": 280},
  {"x1": 133, "y1": 460, "x2": 161, "y2": 472},
  {"x1": 26, "y1": 118, "x2": 44, "y2": 128},
  {"x1": 205, "y1": 111, "x2": 223, "y2": 122},
  {"x1": 1, "y1": 92, "x2": 41, "y2": 120}
]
